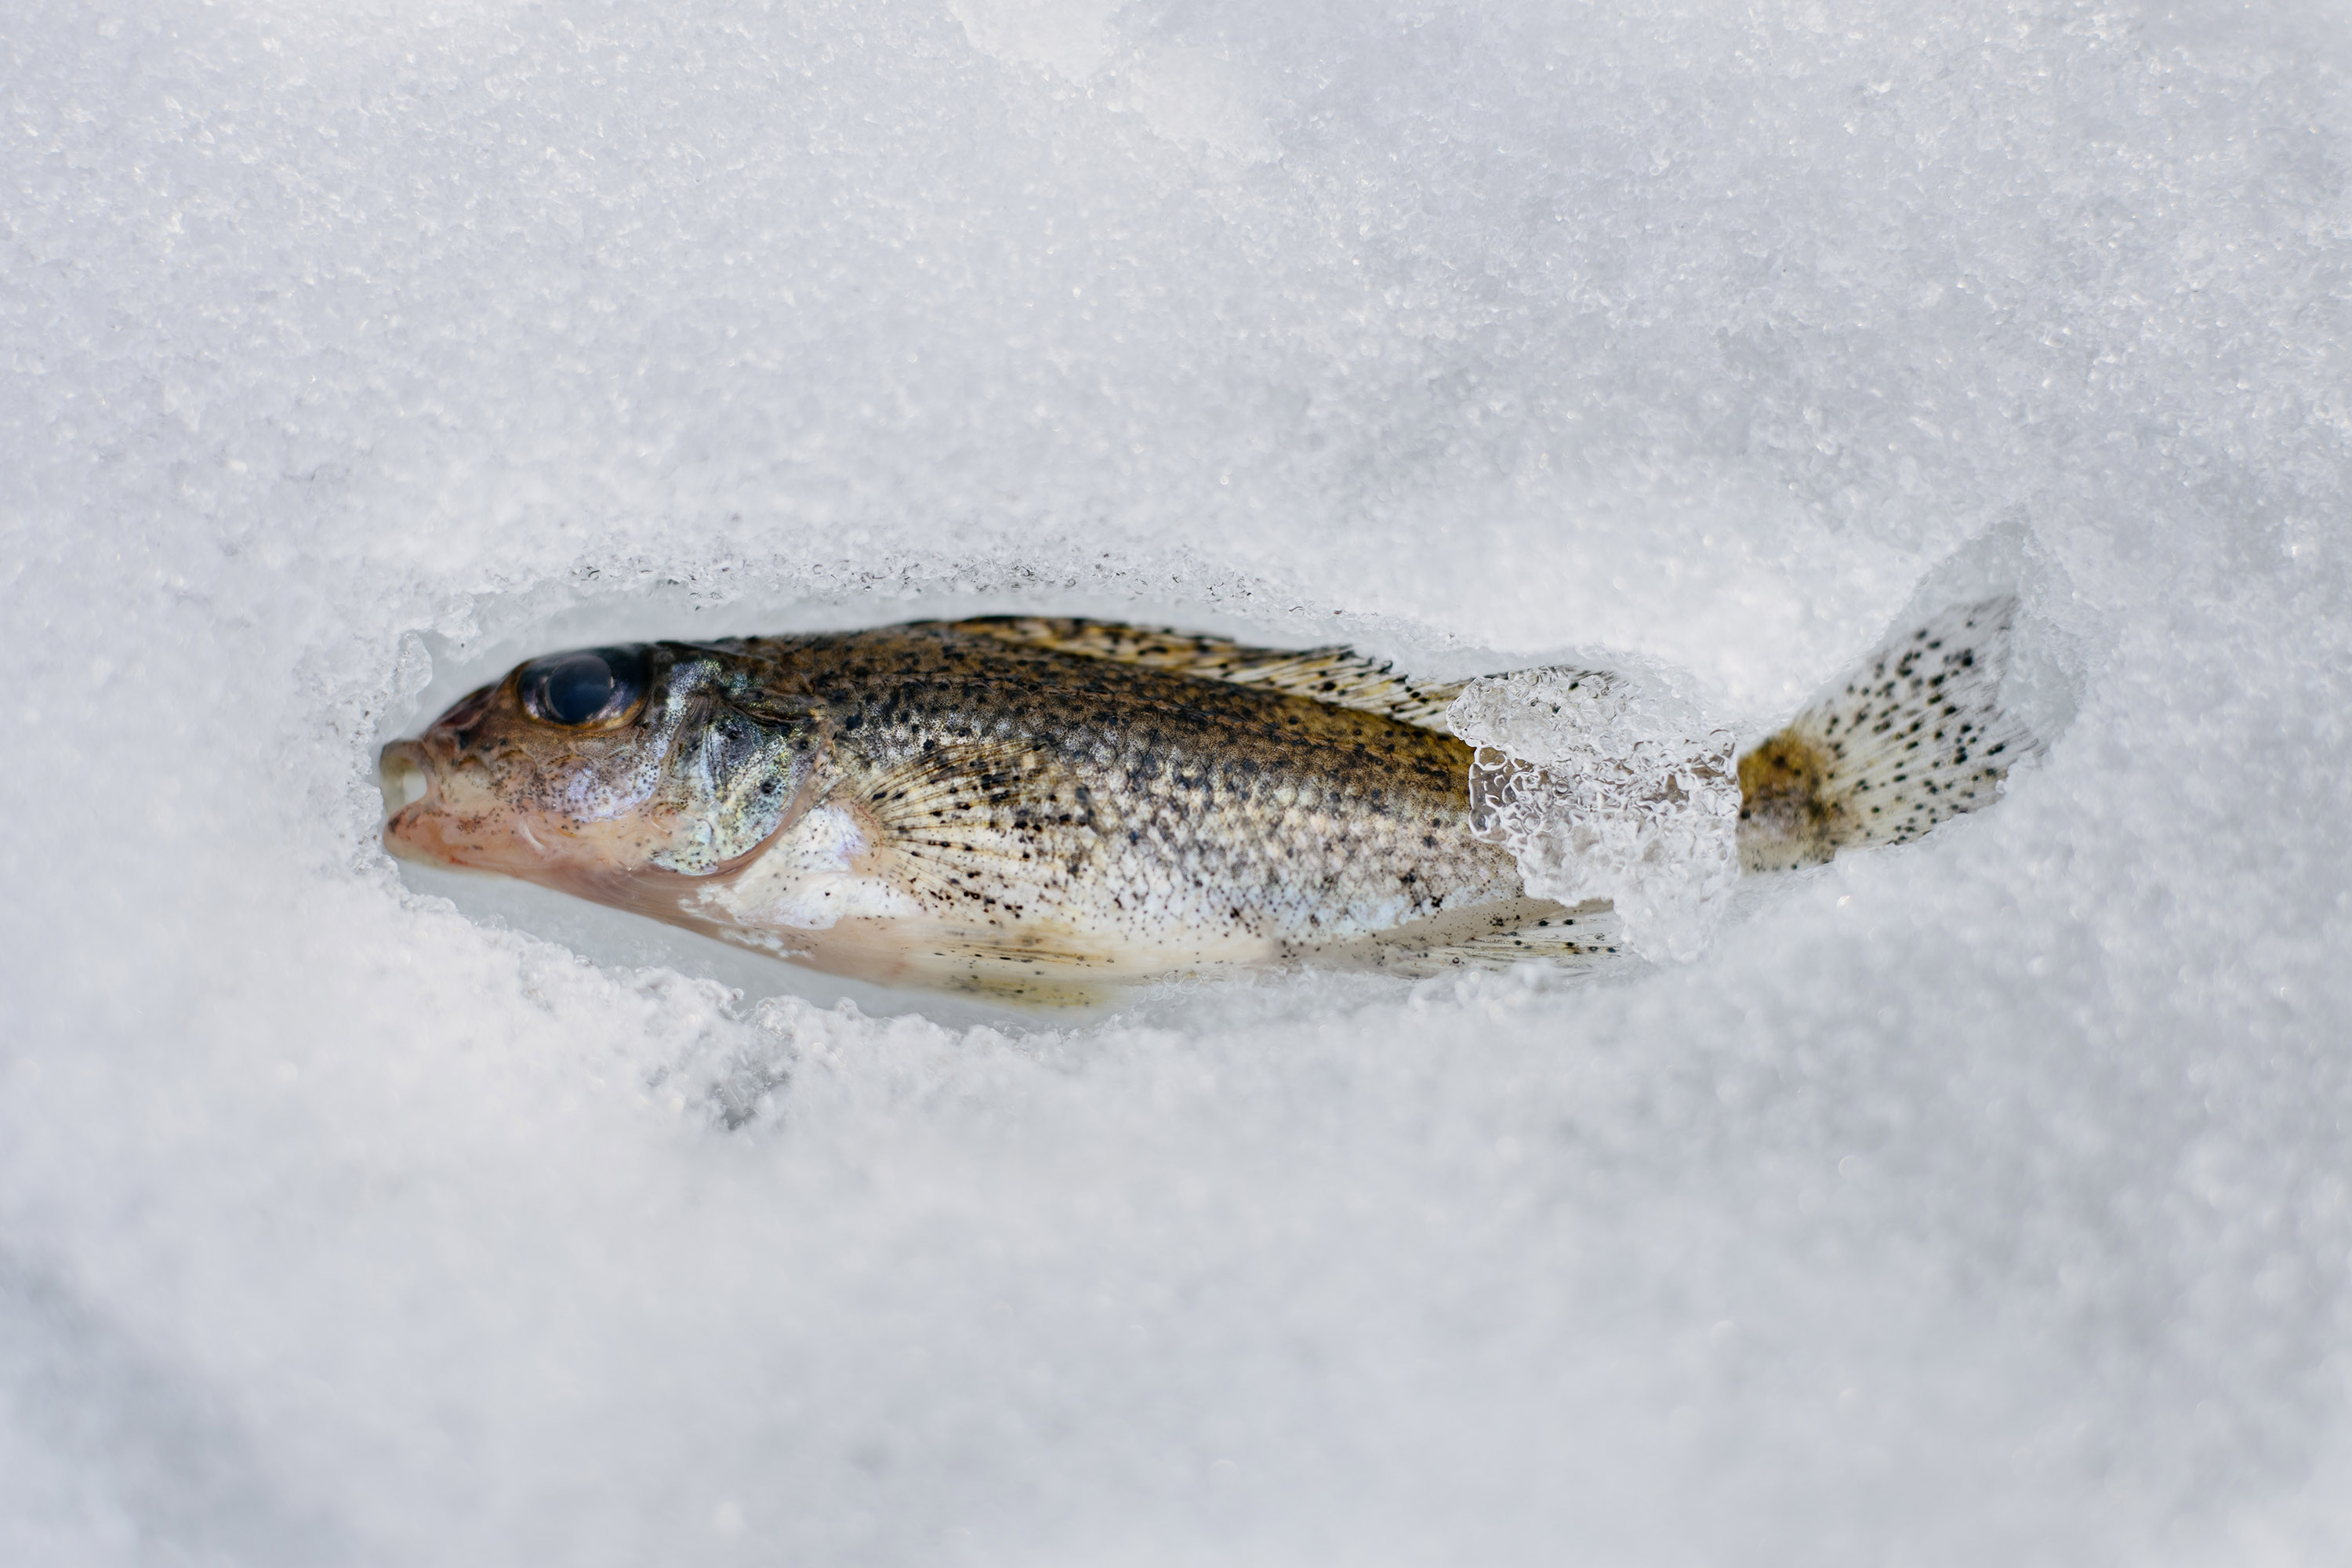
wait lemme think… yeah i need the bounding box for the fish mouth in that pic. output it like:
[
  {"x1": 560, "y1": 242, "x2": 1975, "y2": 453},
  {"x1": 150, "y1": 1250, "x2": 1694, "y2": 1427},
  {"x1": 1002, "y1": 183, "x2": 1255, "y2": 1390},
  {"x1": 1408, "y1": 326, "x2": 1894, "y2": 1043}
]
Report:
[
  {"x1": 379, "y1": 741, "x2": 442, "y2": 861},
  {"x1": 376, "y1": 741, "x2": 606, "y2": 885}
]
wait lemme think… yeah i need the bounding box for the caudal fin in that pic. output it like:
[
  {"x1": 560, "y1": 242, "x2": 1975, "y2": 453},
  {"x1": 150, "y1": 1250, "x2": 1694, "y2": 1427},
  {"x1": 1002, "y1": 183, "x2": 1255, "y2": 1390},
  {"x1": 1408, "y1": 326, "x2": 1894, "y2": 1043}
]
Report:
[{"x1": 1737, "y1": 598, "x2": 2032, "y2": 872}]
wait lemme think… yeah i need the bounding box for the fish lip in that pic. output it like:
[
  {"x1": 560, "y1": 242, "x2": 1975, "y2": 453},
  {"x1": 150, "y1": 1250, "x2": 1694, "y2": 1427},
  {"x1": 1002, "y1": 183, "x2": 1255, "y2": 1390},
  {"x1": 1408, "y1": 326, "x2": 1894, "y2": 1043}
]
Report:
[{"x1": 379, "y1": 740, "x2": 441, "y2": 859}]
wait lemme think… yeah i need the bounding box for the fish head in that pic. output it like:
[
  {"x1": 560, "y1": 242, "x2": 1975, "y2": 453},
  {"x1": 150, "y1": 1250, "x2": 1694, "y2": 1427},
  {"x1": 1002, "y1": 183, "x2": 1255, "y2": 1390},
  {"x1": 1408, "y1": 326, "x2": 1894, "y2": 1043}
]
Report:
[{"x1": 380, "y1": 642, "x2": 820, "y2": 908}]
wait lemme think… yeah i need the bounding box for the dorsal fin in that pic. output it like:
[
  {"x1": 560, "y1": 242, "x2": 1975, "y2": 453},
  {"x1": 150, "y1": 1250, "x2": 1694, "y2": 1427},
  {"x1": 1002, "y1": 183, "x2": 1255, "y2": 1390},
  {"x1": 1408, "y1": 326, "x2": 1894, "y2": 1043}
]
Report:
[{"x1": 942, "y1": 616, "x2": 1468, "y2": 732}]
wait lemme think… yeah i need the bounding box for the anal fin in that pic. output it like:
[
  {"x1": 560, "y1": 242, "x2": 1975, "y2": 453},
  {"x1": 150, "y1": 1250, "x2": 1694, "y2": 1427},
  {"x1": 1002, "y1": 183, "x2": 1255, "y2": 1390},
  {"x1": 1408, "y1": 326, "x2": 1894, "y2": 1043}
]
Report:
[{"x1": 1312, "y1": 897, "x2": 1627, "y2": 978}]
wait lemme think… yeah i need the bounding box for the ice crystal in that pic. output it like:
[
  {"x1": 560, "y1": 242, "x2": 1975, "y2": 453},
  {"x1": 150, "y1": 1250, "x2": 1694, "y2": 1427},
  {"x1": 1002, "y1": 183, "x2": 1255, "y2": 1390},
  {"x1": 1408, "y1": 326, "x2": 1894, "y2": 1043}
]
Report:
[{"x1": 1449, "y1": 670, "x2": 1738, "y2": 962}]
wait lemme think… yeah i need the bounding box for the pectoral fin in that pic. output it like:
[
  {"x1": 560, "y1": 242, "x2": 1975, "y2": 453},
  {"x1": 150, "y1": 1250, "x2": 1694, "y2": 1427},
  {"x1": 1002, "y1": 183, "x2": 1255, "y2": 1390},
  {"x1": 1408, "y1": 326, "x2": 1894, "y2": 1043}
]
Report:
[
  {"x1": 818, "y1": 742, "x2": 1154, "y2": 996},
  {"x1": 848, "y1": 742, "x2": 1106, "y2": 913}
]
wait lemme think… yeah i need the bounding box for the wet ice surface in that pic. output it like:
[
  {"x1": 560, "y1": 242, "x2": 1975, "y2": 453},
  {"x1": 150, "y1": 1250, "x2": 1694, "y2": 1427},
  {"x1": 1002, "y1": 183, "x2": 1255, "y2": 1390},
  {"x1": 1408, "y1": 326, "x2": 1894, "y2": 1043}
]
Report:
[{"x1": 5, "y1": 0, "x2": 2350, "y2": 1563}]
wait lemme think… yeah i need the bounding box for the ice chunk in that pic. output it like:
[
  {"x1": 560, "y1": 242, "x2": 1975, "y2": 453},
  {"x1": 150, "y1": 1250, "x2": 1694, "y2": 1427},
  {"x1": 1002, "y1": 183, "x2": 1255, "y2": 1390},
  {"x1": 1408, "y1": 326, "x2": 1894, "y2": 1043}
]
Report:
[{"x1": 1447, "y1": 669, "x2": 1738, "y2": 962}]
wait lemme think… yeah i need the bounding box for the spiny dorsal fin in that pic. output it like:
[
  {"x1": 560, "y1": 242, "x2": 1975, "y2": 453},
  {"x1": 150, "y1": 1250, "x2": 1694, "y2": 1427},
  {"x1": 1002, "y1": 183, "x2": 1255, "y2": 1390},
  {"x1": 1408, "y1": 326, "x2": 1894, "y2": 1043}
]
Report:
[
  {"x1": 943, "y1": 617, "x2": 1468, "y2": 732},
  {"x1": 1737, "y1": 597, "x2": 2034, "y2": 871}
]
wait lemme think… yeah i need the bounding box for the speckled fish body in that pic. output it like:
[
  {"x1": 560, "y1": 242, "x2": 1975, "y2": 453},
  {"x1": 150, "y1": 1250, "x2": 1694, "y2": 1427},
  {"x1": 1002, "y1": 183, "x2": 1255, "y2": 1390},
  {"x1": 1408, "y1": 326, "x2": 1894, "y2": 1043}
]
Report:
[
  {"x1": 383, "y1": 603, "x2": 2030, "y2": 1002},
  {"x1": 382, "y1": 621, "x2": 1570, "y2": 1001}
]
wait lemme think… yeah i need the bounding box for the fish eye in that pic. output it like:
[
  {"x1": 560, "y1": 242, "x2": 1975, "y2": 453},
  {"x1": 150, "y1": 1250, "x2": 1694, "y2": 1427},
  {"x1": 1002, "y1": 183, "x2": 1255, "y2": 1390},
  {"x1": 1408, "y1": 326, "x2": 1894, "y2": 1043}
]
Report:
[{"x1": 517, "y1": 646, "x2": 648, "y2": 729}]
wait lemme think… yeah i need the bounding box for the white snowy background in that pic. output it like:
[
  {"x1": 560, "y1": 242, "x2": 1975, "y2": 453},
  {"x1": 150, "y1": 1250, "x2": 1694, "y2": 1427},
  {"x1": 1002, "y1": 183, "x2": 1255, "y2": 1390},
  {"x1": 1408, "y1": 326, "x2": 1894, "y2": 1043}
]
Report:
[{"x1": 5, "y1": 0, "x2": 2350, "y2": 1562}]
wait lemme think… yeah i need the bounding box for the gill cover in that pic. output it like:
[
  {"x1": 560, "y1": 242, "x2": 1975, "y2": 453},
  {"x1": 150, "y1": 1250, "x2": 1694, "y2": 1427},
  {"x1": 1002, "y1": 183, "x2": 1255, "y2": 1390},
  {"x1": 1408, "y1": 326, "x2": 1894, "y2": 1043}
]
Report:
[{"x1": 643, "y1": 659, "x2": 813, "y2": 875}]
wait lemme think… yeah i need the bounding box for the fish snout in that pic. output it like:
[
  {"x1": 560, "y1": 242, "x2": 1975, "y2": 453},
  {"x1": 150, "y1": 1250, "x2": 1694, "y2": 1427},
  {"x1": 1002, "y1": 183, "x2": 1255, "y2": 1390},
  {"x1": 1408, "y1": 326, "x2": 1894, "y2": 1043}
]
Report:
[
  {"x1": 379, "y1": 741, "x2": 444, "y2": 862},
  {"x1": 380, "y1": 741, "x2": 434, "y2": 816}
]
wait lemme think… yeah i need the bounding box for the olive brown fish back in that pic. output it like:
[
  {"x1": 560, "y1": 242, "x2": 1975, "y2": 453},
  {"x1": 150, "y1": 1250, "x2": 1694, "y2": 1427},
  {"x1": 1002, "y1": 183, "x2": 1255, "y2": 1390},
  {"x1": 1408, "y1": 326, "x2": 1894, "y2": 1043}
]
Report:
[{"x1": 944, "y1": 617, "x2": 1472, "y2": 731}]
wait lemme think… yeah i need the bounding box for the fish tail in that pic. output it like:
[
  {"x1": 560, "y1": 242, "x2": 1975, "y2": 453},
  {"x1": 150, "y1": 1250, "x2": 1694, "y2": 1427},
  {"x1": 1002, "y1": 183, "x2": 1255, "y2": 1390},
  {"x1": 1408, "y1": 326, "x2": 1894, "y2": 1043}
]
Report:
[{"x1": 1737, "y1": 597, "x2": 2033, "y2": 872}]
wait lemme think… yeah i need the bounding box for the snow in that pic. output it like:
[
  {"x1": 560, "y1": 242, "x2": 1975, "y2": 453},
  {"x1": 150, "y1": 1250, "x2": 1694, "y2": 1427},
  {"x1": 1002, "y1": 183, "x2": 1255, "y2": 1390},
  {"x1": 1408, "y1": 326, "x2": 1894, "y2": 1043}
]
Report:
[{"x1": 5, "y1": 0, "x2": 2350, "y2": 1563}]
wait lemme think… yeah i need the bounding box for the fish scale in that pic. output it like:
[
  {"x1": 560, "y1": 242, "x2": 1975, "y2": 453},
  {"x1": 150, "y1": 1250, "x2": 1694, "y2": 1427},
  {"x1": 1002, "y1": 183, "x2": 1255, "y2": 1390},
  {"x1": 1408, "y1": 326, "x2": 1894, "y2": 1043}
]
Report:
[{"x1": 717, "y1": 626, "x2": 1521, "y2": 953}]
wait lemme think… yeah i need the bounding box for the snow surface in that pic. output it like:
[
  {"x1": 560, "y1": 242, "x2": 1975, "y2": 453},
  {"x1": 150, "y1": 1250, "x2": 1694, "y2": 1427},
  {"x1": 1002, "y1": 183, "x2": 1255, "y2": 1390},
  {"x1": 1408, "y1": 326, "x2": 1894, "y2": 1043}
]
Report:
[{"x1": 5, "y1": 0, "x2": 2351, "y2": 1562}]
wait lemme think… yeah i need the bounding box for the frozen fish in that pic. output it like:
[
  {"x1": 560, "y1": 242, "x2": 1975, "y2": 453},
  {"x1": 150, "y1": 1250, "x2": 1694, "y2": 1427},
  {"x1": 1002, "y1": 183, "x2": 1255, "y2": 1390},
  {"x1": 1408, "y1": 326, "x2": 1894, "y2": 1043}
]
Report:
[{"x1": 383, "y1": 604, "x2": 2027, "y2": 1001}]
